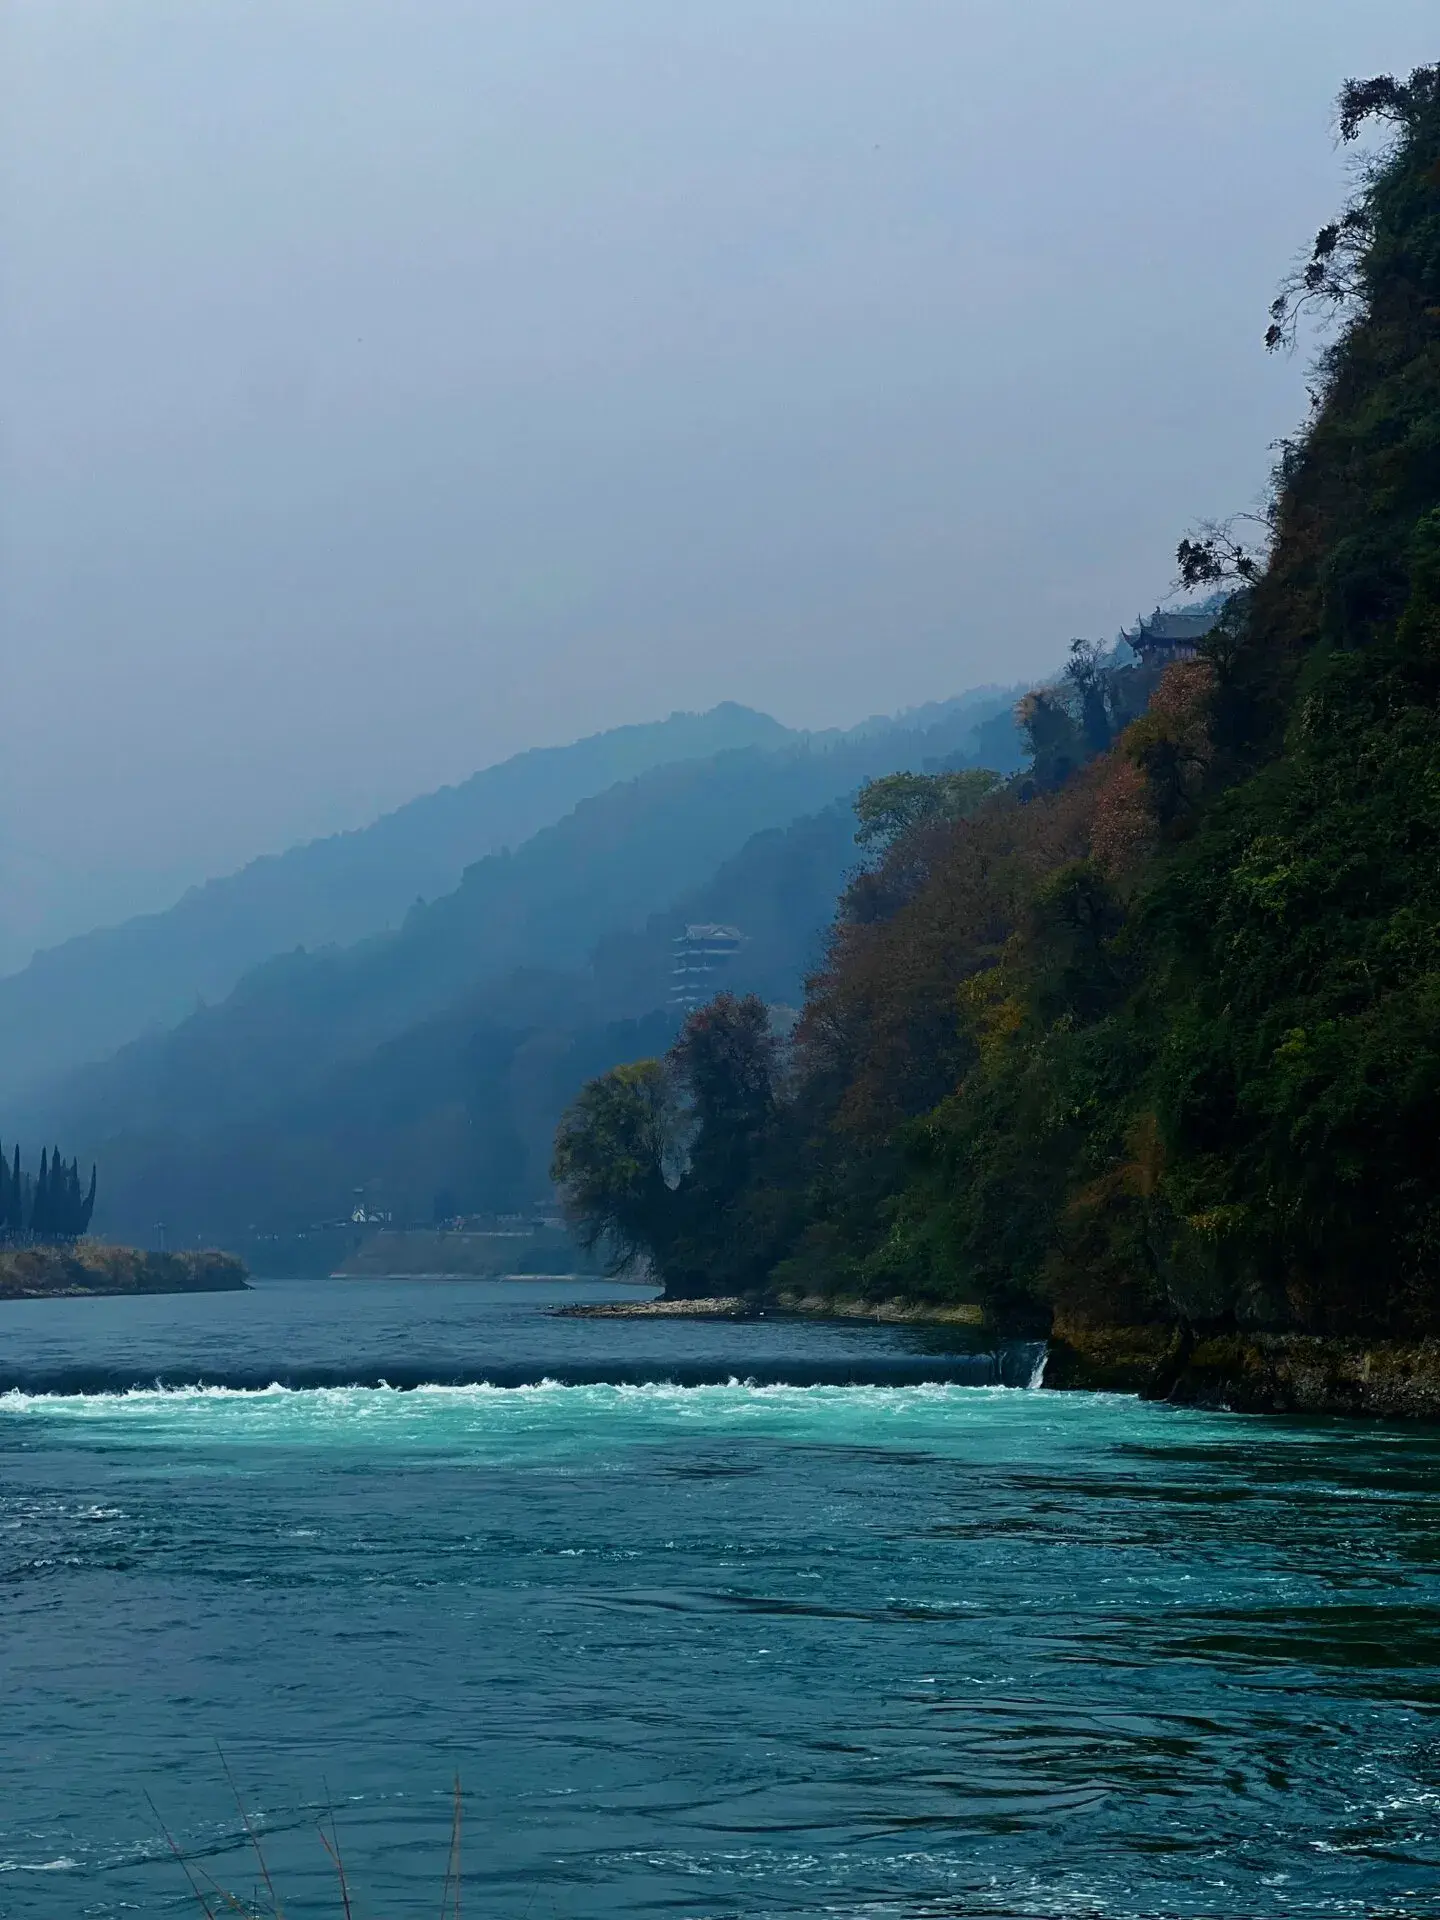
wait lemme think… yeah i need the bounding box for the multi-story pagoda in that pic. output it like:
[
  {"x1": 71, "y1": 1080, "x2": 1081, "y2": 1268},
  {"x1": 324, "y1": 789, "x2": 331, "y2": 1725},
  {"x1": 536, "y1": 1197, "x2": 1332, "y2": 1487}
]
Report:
[
  {"x1": 1121, "y1": 605, "x2": 1219, "y2": 667},
  {"x1": 671, "y1": 924, "x2": 743, "y2": 1013}
]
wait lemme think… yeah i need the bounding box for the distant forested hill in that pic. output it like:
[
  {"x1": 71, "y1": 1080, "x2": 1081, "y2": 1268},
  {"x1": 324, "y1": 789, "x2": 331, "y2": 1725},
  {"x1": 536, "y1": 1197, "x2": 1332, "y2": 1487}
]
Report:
[
  {"x1": 65, "y1": 803, "x2": 862, "y2": 1249},
  {"x1": 37, "y1": 690, "x2": 1024, "y2": 1242},
  {"x1": 0, "y1": 702, "x2": 792, "y2": 1101}
]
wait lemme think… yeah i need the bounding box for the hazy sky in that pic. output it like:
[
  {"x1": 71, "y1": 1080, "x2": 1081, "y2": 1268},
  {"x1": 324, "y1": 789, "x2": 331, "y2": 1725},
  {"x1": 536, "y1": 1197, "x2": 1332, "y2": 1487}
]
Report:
[{"x1": 2, "y1": 0, "x2": 1435, "y2": 970}]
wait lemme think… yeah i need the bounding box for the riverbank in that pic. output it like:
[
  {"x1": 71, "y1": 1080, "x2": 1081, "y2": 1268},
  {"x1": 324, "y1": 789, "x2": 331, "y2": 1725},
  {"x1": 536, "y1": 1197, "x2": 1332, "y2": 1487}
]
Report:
[
  {"x1": 554, "y1": 1291, "x2": 987, "y2": 1323},
  {"x1": 767, "y1": 1307, "x2": 1440, "y2": 1417},
  {"x1": 1047, "y1": 1321, "x2": 1440, "y2": 1419},
  {"x1": 772, "y1": 1290, "x2": 986, "y2": 1326},
  {"x1": 552, "y1": 1295, "x2": 745, "y2": 1318},
  {"x1": 560, "y1": 1290, "x2": 1440, "y2": 1417},
  {"x1": 0, "y1": 1241, "x2": 249, "y2": 1300}
]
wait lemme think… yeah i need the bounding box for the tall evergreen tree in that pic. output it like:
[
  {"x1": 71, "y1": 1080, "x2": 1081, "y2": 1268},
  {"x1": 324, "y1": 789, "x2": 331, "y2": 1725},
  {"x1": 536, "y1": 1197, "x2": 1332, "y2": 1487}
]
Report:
[
  {"x1": 33, "y1": 1148, "x2": 49, "y2": 1237},
  {"x1": 1, "y1": 1145, "x2": 97, "y2": 1238}
]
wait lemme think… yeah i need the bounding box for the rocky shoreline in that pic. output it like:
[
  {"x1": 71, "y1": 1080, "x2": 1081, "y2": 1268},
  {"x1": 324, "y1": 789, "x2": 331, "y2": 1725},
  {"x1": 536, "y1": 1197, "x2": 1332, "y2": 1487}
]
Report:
[
  {"x1": 771, "y1": 1291, "x2": 985, "y2": 1326},
  {"x1": 558, "y1": 1291, "x2": 1440, "y2": 1418},
  {"x1": 553, "y1": 1291, "x2": 987, "y2": 1323},
  {"x1": 0, "y1": 1242, "x2": 250, "y2": 1301},
  {"x1": 552, "y1": 1295, "x2": 747, "y2": 1318},
  {"x1": 1047, "y1": 1321, "x2": 1440, "y2": 1419}
]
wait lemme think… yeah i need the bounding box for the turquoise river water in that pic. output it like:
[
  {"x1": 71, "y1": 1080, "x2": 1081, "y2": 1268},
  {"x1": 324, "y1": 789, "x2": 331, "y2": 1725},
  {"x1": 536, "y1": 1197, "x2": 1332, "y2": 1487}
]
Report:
[{"x1": 3, "y1": 1277, "x2": 1440, "y2": 1918}]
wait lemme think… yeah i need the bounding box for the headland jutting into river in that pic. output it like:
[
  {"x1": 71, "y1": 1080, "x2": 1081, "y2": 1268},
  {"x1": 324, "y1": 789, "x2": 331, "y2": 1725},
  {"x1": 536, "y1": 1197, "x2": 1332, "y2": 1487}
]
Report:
[
  {"x1": 549, "y1": 74, "x2": 1440, "y2": 1420},
  {"x1": 0, "y1": 1240, "x2": 248, "y2": 1301}
]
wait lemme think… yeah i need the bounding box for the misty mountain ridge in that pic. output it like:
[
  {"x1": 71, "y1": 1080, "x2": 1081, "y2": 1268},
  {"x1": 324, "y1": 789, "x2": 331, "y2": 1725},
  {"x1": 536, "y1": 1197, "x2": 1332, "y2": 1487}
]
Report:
[
  {"x1": 2, "y1": 690, "x2": 1020, "y2": 1108},
  {"x1": 92, "y1": 804, "x2": 872, "y2": 1252},
  {"x1": 35, "y1": 687, "x2": 1025, "y2": 1241},
  {"x1": 0, "y1": 701, "x2": 795, "y2": 1102}
]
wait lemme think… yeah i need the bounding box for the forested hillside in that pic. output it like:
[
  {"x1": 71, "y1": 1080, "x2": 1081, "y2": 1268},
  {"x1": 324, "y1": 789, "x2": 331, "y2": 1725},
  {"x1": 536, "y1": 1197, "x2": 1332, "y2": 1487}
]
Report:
[
  {"x1": 0, "y1": 702, "x2": 791, "y2": 1102},
  {"x1": 44, "y1": 691, "x2": 1022, "y2": 1242},
  {"x1": 555, "y1": 69, "x2": 1440, "y2": 1344}
]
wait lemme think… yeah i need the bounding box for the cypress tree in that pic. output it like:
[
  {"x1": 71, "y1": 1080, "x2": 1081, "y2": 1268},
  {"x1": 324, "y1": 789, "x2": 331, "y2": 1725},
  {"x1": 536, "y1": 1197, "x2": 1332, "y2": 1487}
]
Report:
[
  {"x1": 36, "y1": 1149, "x2": 50, "y2": 1237},
  {"x1": 4, "y1": 1145, "x2": 101, "y2": 1239}
]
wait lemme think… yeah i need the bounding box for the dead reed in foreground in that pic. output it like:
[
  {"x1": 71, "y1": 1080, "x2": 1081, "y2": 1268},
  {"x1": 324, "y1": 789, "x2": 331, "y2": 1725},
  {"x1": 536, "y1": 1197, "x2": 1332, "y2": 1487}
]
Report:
[{"x1": 150, "y1": 1757, "x2": 462, "y2": 1918}]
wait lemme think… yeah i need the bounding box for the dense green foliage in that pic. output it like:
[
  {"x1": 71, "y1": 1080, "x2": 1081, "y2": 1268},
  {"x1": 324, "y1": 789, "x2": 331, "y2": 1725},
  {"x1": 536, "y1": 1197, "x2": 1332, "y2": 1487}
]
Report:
[
  {"x1": 555, "y1": 70, "x2": 1440, "y2": 1339},
  {"x1": 553, "y1": 993, "x2": 786, "y2": 1296},
  {"x1": 853, "y1": 768, "x2": 1000, "y2": 849}
]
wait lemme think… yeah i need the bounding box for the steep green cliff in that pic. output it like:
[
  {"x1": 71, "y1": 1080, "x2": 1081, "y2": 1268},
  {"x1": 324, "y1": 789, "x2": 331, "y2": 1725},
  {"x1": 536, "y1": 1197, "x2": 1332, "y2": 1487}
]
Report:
[{"x1": 554, "y1": 69, "x2": 1440, "y2": 1365}]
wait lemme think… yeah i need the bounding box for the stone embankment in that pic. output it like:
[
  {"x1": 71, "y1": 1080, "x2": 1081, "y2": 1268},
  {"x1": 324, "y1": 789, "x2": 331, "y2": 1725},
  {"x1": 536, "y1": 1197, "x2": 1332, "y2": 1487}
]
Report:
[{"x1": 0, "y1": 1241, "x2": 249, "y2": 1300}]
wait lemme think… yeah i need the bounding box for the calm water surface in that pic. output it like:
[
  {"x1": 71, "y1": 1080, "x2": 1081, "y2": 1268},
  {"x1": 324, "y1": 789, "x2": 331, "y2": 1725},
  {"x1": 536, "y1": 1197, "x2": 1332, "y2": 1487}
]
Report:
[{"x1": 3, "y1": 1278, "x2": 1440, "y2": 1918}]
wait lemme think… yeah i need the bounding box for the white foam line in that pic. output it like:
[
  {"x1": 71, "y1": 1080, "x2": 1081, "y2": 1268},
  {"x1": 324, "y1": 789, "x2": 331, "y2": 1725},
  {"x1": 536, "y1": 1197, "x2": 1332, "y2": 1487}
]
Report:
[{"x1": 0, "y1": 1377, "x2": 1038, "y2": 1410}]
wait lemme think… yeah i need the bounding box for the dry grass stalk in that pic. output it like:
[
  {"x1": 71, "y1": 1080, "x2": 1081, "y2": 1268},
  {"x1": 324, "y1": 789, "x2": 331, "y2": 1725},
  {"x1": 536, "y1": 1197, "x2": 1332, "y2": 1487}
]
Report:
[{"x1": 155, "y1": 1761, "x2": 463, "y2": 1918}]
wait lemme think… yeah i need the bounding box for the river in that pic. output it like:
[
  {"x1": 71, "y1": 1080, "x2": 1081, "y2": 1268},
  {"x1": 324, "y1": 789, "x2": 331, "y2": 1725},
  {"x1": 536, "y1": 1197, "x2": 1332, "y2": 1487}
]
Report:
[{"x1": 2, "y1": 1277, "x2": 1439, "y2": 1917}]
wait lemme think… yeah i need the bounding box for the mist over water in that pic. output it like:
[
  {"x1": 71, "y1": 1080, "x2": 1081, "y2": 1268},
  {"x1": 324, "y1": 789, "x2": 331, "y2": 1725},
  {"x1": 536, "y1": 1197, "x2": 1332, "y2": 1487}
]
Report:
[{"x1": 4, "y1": 1282, "x2": 1440, "y2": 1916}]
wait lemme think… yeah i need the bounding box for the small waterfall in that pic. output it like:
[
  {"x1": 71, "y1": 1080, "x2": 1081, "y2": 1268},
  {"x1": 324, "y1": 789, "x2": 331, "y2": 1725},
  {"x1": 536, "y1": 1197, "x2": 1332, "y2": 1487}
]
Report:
[{"x1": 994, "y1": 1339, "x2": 1049, "y2": 1389}]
